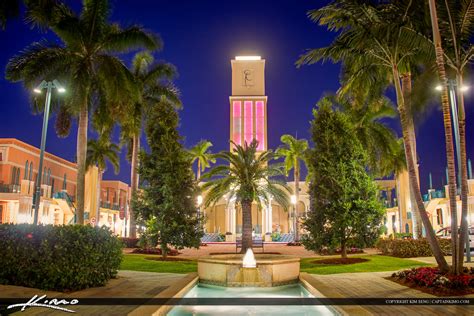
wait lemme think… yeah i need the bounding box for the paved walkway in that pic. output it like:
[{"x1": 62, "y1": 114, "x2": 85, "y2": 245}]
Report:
[
  {"x1": 1, "y1": 271, "x2": 187, "y2": 316},
  {"x1": 306, "y1": 271, "x2": 474, "y2": 315}
]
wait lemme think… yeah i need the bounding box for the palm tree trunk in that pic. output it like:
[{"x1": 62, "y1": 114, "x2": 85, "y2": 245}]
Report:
[
  {"x1": 456, "y1": 72, "x2": 469, "y2": 272},
  {"x1": 428, "y1": 0, "x2": 460, "y2": 274},
  {"x1": 392, "y1": 64, "x2": 450, "y2": 273},
  {"x1": 197, "y1": 160, "x2": 201, "y2": 181},
  {"x1": 241, "y1": 199, "x2": 253, "y2": 253},
  {"x1": 401, "y1": 73, "x2": 423, "y2": 239},
  {"x1": 96, "y1": 168, "x2": 103, "y2": 226},
  {"x1": 76, "y1": 106, "x2": 88, "y2": 225},
  {"x1": 129, "y1": 133, "x2": 140, "y2": 238},
  {"x1": 294, "y1": 160, "x2": 300, "y2": 241}
]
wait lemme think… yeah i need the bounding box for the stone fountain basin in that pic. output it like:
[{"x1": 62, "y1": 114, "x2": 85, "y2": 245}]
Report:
[{"x1": 198, "y1": 254, "x2": 300, "y2": 287}]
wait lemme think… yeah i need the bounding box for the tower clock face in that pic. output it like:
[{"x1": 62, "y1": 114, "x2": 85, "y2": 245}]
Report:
[{"x1": 242, "y1": 69, "x2": 254, "y2": 87}]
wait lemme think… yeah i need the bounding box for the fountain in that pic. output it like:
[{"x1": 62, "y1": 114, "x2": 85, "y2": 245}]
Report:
[{"x1": 197, "y1": 247, "x2": 300, "y2": 287}]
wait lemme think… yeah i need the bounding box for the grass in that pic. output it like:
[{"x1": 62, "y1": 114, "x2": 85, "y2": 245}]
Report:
[
  {"x1": 120, "y1": 254, "x2": 197, "y2": 274},
  {"x1": 121, "y1": 254, "x2": 429, "y2": 275},
  {"x1": 300, "y1": 255, "x2": 429, "y2": 275}
]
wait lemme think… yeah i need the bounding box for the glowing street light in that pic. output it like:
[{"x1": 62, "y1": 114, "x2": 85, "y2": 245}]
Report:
[
  {"x1": 197, "y1": 195, "x2": 203, "y2": 206},
  {"x1": 291, "y1": 195, "x2": 297, "y2": 205},
  {"x1": 32, "y1": 80, "x2": 66, "y2": 225}
]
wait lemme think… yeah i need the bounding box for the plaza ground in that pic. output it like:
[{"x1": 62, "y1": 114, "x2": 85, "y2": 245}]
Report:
[{"x1": 2, "y1": 244, "x2": 474, "y2": 315}]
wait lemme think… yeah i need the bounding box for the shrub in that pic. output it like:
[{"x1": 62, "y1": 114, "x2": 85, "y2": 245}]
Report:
[
  {"x1": 131, "y1": 248, "x2": 180, "y2": 255},
  {"x1": 0, "y1": 224, "x2": 123, "y2": 291},
  {"x1": 376, "y1": 238, "x2": 451, "y2": 258},
  {"x1": 271, "y1": 232, "x2": 281, "y2": 241},
  {"x1": 120, "y1": 237, "x2": 140, "y2": 248}
]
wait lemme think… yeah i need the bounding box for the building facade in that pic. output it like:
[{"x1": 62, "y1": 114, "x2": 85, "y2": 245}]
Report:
[{"x1": 0, "y1": 138, "x2": 130, "y2": 236}]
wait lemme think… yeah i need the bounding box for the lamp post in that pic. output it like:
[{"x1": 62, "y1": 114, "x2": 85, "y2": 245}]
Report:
[
  {"x1": 291, "y1": 194, "x2": 297, "y2": 241},
  {"x1": 437, "y1": 79, "x2": 470, "y2": 262},
  {"x1": 197, "y1": 194, "x2": 203, "y2": 226},
  {"x1": 32, "y1": 80, "x2": 65, "y2": 225}
]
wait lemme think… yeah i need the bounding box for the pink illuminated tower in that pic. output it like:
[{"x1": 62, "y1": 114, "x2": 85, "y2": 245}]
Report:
[{"x1": 229, "y1": 56, "x2": 267, "y2": 152}]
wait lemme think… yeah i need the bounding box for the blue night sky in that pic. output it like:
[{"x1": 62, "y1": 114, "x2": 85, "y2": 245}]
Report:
[{"x1": 0, "y1": 0, "x2": 472, "y2": 193}]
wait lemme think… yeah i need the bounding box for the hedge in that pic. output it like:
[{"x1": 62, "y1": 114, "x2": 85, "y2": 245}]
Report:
[
  {"x1": 0, "y1": 224, "x2": 123, "y2": 291},
  {"x1": 376, "y1": 238, "x2": 451, "y2": 258}
]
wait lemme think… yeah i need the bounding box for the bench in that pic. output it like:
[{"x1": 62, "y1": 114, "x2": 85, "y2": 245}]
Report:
[{"x1": 236, "y1": 238, "x2": 264, "y2": 253}]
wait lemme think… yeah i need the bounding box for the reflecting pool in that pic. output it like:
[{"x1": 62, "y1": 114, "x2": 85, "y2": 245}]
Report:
[{"x1": 168, "y1": 283, "x2": 338, "y2": 315}]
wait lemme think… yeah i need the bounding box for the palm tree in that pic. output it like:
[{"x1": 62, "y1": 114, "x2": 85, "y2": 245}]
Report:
[
  {"x1": 120, "y1": 51, "x2": 181, "y2": 238},
  {"x1": 202, "y1": 140, "x2": 291, "y2": 253},
  {"x1": 297, "y1": 0, "x2": 450, "y2": 272},
  {"x1": 189, "y1": 140, "x2": 216, "y2": 181},
  {"x1": 275, "y1": 135, "x2": 308, "y2": 241},
  {"x1": 427, "y1": 0, "x2": 471, "y2": 274},
  {"x1": 6, "y1": 0, "x2": 160, "y2": 224},
  {"x1": 433, "y1": 0, "x2": 474, "y2": 273},
  {"x1": 86, "y1": 137, "x2": 120, "y2": 225}
]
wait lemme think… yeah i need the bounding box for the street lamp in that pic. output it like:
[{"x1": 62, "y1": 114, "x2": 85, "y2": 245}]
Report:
[
  {"x1": 436, "y1": 79, "x2": 470, "y2": 262},
  {"x1": 291, "y1": 194, "x2": 297, "y2": 240},
  {"x1": 32, "y1": 80, "x2": 66, "y2": 225}
]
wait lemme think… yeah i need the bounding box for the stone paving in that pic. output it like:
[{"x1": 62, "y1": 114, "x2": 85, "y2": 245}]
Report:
[
  {"x1": 0, "y1": 271, "x2": 187, "y2": 316},
  {"x1": 306, "y1": 271, "x2": 474, "y2": 316}
]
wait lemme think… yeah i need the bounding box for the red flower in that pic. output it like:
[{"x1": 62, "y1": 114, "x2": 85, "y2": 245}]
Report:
[{"x1": 26, "y1": 233, "x2": 33, "y2": 239}]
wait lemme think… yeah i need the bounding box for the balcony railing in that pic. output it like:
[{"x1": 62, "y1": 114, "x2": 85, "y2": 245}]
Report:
[{"x1": 0, "y1": 184, "x2": 20, "y2": 193}]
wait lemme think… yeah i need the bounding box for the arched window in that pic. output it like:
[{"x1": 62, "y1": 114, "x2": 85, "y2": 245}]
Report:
[
  {"x1": 24, "y1": 161, "x2": 29, "y2": 180},
  {"x1": 47, "y1": 169, "x2": 51, "y2": 185},
  {"x1": 43, "y1": 167, "x2": 47, "y2": 185},
  {"x1": 29, "y1": 162, "x2": 33, "y2": 181},
  {"x1": 16, "y1": 168, "x2": 20, "y2": 185},
  {"x1": 405, "y1": 223, "x2": 410, "y2": 234},
  {"x1": 62, "y1": 174, "x2": 67, "y2": 190},
  {"x1": 11, "y1": 167, "x2": 17, "y2": 184}
]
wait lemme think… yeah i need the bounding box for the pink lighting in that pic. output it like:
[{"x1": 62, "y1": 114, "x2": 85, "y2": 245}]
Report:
[
  {"x1": 255, "y1": 101, "x2": 265, "y2": 151},
  {"x1": 232, "y1": 101, "x2": 242, "y2": 146},
  {"x1": 244, "y1": 101, "x2": 253, "y2": 145}
]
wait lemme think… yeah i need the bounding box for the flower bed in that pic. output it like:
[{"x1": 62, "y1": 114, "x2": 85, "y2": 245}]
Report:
[
  {"x1": 391, "y1": 267, "x2": 474, "y2": 295},
  {"x1": 131, "y1": 248, "x2": 180, "y2": 256},
  {"x1": 319, "y1": 247, "x2": 364, "y2": 255}
]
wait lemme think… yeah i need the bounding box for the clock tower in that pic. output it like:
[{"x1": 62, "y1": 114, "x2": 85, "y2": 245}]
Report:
[{"x1": 229, "y1": 56, "x2": 267, "y2": 152}]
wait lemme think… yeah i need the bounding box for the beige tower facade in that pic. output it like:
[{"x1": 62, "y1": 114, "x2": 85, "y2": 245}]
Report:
[{"x1": 229, "y1": 56, "x2": 267, "y2": 151}]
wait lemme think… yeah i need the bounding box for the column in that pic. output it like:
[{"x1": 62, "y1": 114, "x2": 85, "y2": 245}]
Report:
[
  {"x1": 225, "y1": 202, "x2": 236, "y2": 242},
  {"x1": 265, "y1": 203, "x2": 272, "y2": 241}
]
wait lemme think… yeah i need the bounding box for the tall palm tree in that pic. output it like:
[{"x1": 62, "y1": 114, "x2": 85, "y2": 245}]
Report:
[
  {"x1": 121, "y1": 51, "x2": 181, "y2": 238},
  {"x1": 202, "y1": 140, "x2": 291, "y2": 253},
  {"x1": 6, "y1": 0, "x2": 160, "y2": 224},
  {"x1": 434, "y1": 0, "x2": 474, "y2": 272},
  {"x1": 86, "y1": 137, "x2": 120, "y2": 225},
  {"x1": 275, "y1": 135, "x2": 308, "y2": 241},
  {"x1": 427, "y1": 0, "x2": 469, "y2": 274},
  {"x1": 189, "y1": 140, "x2": 216, "y2": 181},
  {"x1": 297, "y1": 0, "x2": 450, "y2": 272}
]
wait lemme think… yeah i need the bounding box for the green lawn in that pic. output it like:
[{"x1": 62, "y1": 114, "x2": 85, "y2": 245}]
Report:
[
  {"x1": 300, "y1": 255, "x2": 429, "y2": 275},
  {"x1": 121, "y1": 254, "x2": 429, "y2": 275},
  {"x1": 120, "y1": 254, "x2": 197, "y2": 274}
]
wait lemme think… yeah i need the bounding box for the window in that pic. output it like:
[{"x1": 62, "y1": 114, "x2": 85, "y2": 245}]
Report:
[
  {"x1": 43, "y1": 167, "x2": 47, "y2": 185},
  {"x1": 0, "y1": 205, "x2": 3, "y2": 224},
  {"x1": 405, "y1": 223, "x2": 410, "y2": 233},
  {"x1": 16, "y1": 168, "x2": 20, "y2": 185},
  {"x1": 0, "y1": 152, "x2": 2, "y2": 161},
  {"x1": 51, "y1": 178, "x2": 55, "y2": 196},
  {"x1": 232, "y1": 101, "x2": 242, "y2": 146},
  {"x1": 29, "y1": 162, "x2": 33, "y2": 181},
  {"x1": 62, "y1": 174, "x2": 67, "y2": 190},
  {"x1": 436, "y1": 208, "x2": 443, "y2": 226},
  {"x1": 407, "y1": 212, "x2": 412, "y2": 220},
  {"x1": 11, "y1": 167, "x2": 17, "y2": 185},
  {"x1": 255, "y1": 101, "x2": 265, "y2": 151},
  {"x1": 243, "y1": 101, "x2": 253, "y2": 145},
  {"x1": 24, "y1": 161, "x2": 29, "y2": 180},
  {"x1": 47, "y1": 169, "x2": 51, "y2": 185}
]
